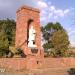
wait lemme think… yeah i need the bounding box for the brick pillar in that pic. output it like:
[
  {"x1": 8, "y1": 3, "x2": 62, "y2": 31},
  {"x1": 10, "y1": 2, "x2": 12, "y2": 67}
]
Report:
[{"x1": 15, "y1": 5, "x2": 44, "y2": 69}]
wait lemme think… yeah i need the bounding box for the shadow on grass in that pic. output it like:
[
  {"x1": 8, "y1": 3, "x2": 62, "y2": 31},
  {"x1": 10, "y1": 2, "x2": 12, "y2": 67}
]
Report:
[{"x1": 68, "y1": 68, "x2": 75, "y2": 75}]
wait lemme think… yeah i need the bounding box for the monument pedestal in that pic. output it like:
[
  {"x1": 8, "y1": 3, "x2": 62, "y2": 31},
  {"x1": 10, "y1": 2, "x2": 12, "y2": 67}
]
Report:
[
  {"x1": 26, "y1": 55, "x2": 38, "y2": 69},
  {"x1": 26, "y1": 48, "x2": 44, "y2": 69},
  {"x1": 26, "y1": 55, "x2": 44, "y2": 69}
]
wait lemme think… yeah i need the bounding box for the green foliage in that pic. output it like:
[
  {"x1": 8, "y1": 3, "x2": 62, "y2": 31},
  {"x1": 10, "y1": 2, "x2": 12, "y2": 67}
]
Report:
[
  {"x1": 0, "y1": 19, "x2": 16, "y2": 57},
  {"x1": 17, "y1": 48, "x2": 26, "y2": 57},
  {"x1": 41, "y1": 22, "x2": 70, "y2": 57},
  {"x1": 9, "y1": 46, "x2": 26, "y2": 58},
  {"x1": 51, "y1": 30, "x2": 70, "y2": 57},
  {"x1": 41, "y1": 22, "x2": 64, "y2": 50},
  {"x1": 0, "y1": 33, "x2": 9, "y2": 49},
  {"x1": 43, "y1": 42, "x2": 54, "y2": 50}
]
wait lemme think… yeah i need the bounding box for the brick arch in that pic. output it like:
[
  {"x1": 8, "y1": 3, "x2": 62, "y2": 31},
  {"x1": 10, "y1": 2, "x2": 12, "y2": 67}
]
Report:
[{"x1": 27, "y1": 19, "x2": 34, "y2": 44}]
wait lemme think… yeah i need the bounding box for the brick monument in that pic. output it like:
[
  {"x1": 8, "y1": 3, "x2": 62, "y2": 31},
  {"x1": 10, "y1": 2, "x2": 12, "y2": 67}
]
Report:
[{"x1": 15, "y1": 6, "x2": 44, "y2": 69}]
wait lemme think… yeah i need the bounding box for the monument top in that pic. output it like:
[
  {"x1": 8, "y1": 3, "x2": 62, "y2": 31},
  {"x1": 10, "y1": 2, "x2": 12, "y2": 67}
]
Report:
[{"x1": 17, "y1": 5, "x2": 40, "y2": 13}]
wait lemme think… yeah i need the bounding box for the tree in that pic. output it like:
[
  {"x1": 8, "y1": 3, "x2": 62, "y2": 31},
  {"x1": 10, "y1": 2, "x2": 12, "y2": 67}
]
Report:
[
  {"x1": 41, "y1": 22, "x2": 70, "y2": 57},
  {"x1": 2, "y1": 19, "x2": 16, "y2": 46},
  {"x1": 0, "y1": 19, "x2": 16, "y2": 57},
  {"x1": 41, "y1": 22, "x2": 64, "y2": 50},
  {"x1": 51, "y1": 30, "x2": 70, "y2": 57}
]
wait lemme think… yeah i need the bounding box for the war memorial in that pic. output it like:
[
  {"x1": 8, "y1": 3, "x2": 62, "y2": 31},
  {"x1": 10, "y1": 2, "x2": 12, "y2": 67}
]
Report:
[{"x1": 0, "y1": 5, "x2": 75, "y2": 75}]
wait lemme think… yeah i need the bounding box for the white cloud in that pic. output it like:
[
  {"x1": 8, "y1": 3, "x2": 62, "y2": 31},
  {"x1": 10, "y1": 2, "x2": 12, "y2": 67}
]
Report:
[
  {"x1": 49, "y1": 6, "x2": 71, "y2": 19},
  {"x1": 54, "y1": 9, "x2": 64, "y2": 17},
  {"x1": 37, "y1": 1, "x2": 48, "y2": 9},
  {"x1": 36, "y1": 1, "x2": 73, "y2": 22},
  {"x1": 54, "y1": 15, "x2": 58, "y2": 19},
  {"x1": 40, "y1": 17, "x2": 46, "y2": 21},
  {"x1": 68, "y1": 30, "x2": 75, "y2": 36},
  {"x1": 50, "y1": 6, "x2": 55, "y2": 11},
  {"x1": 64, "y1": 9, "x2": 70, "y2": 14},
  {"x1": 49, "y1": 13, "x2": 53, "y2": 18}
]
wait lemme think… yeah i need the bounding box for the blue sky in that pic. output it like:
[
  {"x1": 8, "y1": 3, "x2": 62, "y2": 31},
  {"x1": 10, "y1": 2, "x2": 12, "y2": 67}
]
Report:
[
  {"x1": 0, "y1": 0, "x2": 75, "y2": 47},
  {"x1": 39, "y1": 0, "x2": 75, "y2": 47}
]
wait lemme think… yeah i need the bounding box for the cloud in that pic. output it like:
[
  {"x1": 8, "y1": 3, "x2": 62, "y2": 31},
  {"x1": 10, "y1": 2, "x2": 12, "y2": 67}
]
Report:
[
  {"x1": 37, "y1": 1, "x2": 48, "y2": 9},
  {"x1": 36, "y1": 1, "x2": 73, "y2": 23},
  {"x1": 49, "y1": 6, "x2": 71, "y2": 19},
  {"x1": 0, "y1": 0, "x2": 74, "y2": 47},
  {"x1": 64, "y1": 9, "x2": 70, "y2": 14},
  {"x1": 0, "y1": 0, "x2": 42, "y2": 19},
  {"x1": 50, "y1": 6, "x2": 55, "y2": 11},
  {"x1": 0, "y1": 0, "x2": 74, "y2": 24},
  {"x1": 68, "y1": 31, "x2": 75, "y2": 36}
]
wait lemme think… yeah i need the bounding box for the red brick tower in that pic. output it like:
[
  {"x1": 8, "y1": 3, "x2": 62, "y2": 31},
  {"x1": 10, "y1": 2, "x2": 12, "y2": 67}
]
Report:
[{"x1": 15, "y1": 6, "x2": 44, "y2": 69}]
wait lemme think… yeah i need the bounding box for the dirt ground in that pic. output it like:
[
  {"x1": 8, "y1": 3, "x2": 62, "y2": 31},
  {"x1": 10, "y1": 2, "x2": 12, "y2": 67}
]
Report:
[{"x1": 0, "y1": 68, "x2": 74, "y2": 75}]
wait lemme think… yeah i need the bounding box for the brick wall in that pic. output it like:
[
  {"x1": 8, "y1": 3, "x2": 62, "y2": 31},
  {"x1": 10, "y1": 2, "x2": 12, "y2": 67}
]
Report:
[
  {"x1": 0, "y1": 58, "x2": 27, "y2": 70},
  {"x1": 0, "y1": 58, "x2": 75, "y2": 70},
  {"x1": 43, "y1": 58, "x2": 75, "y2": 69}
]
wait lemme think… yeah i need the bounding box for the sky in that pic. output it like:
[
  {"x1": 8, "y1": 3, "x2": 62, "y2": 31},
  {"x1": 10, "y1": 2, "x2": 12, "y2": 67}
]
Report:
[{"x1": 0, "y1": 0, "x2": 75, "y2": 47}]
